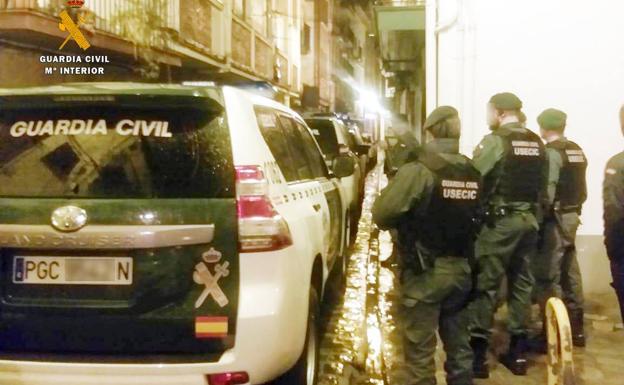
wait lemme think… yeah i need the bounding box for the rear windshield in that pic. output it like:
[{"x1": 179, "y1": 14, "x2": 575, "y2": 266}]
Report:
[
  {"x1": 305, "y1": 119, "x2": 339, "y2": 158},
  {"x1": 0, "y1": 99, "x2": 234, "y2": 198}
]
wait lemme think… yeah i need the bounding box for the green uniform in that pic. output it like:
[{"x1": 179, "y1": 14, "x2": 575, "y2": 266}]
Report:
[
  {"x1": 604, "y1": 152, "x2": 624, "y2": 322},
  {"x1": 533, "y1": 142, "x2": 584, "y2": 313},
  {"x1": 373, "y1": 139, "x2": 475, "y2": 385},
  {"x1": 468, "y1": 122, "x2": 547, "y2": 340},
  {"x1": 384, "y1": 139, "x2": 419, "y2": 178}
]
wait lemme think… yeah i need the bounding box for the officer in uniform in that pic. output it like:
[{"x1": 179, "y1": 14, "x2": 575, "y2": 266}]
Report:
[
  {"x1": 603, "y1": 104, "x2": 624, "y2": 324},
  {"x1": 373, "y1": 106, "x2": 481, "y2": 385},
  {"x1": 384, "y1": 133, "x2": 420, "y2": 178},
  {"x1": 532, "y1": 108, "x2": 587, "y2": 350},
  {"x1": 468, "y1": 93, "x2": 547, "y2": 377}
]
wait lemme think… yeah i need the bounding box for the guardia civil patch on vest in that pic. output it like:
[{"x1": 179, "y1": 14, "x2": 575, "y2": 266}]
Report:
[
  {"x1": 511, "y1": 140, "x2": 541, "y2": 157},
  {"x1": 565, "y1": 149, "x2": 586, "y2": 163},
  {"x1": 414, "y1": 150, "x2": 482, "y2": 258},
  {"x1": 548, "y1": 139, "x2": 588, "y2": 206},
  {"x1": 441, "y1": 179, "x2": 479, "y2": 200},
  {"x1": 492, "y1": 127, "x2": 546, "y2": 203}
]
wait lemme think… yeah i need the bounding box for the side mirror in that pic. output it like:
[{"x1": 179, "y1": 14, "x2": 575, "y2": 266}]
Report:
[
  {"x1": 332, "y1": 155, "x2": 356, "y2": 178},
  {"x1": 338, "y1": 143, "x2": 350, "y2": 155}
]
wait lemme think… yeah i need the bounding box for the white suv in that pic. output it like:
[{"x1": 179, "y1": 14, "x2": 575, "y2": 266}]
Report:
[
  {"x1": 0, "y1": 83, "x2": 356, "y2": 385},
  {"x1": 305, "y1": 116, "x2": 364, "y2": 241}
]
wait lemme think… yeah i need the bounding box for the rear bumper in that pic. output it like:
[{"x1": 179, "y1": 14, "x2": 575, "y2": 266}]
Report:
[{"x1": 0, "y1": 247, "x2": 311, "y2": 385}]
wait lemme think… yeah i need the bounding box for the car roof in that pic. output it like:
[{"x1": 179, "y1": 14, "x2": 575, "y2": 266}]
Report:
[
  {"x1": 0, "y1": 82, "x2": 221, "y2": 98},
  {"x1": 304, "y1": 116, "x2": 342, "y2": 126},
  {"x1": 242, "y1": 89, "x2": 305, "y2": 121}
]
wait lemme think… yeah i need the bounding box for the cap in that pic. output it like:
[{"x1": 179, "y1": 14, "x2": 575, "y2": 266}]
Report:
[
  {"x1": 489, "y1": 92, "x2": 523, "y2": 110},
  {"x1": 424, "y1": 106, "x2": 459, "y2": 130},
  {"x1": 537, "y1": 108, "x2": 567, "y2": 131}
]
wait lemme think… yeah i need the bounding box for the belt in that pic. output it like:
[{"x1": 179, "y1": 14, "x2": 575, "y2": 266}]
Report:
[{"x1": 489, "y1": 206, "x2": 532, "y2": 217}]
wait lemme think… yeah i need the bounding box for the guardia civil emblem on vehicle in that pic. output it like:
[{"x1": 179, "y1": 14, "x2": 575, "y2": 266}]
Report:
[
  {"x1": 194, "y1": 247, "x2": 230, "y2": 308},
  {"x1": 51, "y1": 206, "x2": 88, "y2": 232}
]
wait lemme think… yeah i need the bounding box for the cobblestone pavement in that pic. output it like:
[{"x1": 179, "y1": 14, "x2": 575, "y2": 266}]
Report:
[
  {"x1": 318, "y1": 168, "x2": 624, "y2": 385},
  {"x1": 317, "y1": 166, "x2": 385, "y2": 385}
]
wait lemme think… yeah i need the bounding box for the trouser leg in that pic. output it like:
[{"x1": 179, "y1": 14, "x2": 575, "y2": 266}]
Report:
[
  {"x1": 533, "y1": 220, "x2": 563, "y2": 314},
  {"x1": 562, "y1": 249, "x2": 584, "y2": 311},
  {"x1": 468, "y1": 253, "x2": 506, "y2": 340},
  {"x1": 506, "y1": 227, "x2": 537, "y2": 337},
  {"x1": 440, "y1": 303, "x2": 473, "y2": 385},
  {"x1": 560, "y1": 213, "x2": 584, "y2": 311},
  {"x1": 401, "y1": 301, "x2": 440, "y2": 385},
  {"x1": 610, "y1": 258, "x2": 624, "y2": 323}
]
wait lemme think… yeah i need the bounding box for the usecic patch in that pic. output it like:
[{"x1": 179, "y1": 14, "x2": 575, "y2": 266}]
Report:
[{"x1": 195, "y1": 316, "x2": 228, "y2": 339}]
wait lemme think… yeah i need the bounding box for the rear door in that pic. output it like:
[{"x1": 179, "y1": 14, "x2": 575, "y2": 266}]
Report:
[
  {"x1": 0, "y1": 93, "x2": 239, "y2": 361},
  {"x1": 292, "y1": 119, "x2": 344, "y2": 265},
  {"x1": 254, "y1": 107, "x2": 325, "y2": 253}
]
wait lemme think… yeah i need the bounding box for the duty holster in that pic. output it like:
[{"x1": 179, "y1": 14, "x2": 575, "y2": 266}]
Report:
[{"x1": 396, "y1": 232, "x2": 434, "y2": 276}]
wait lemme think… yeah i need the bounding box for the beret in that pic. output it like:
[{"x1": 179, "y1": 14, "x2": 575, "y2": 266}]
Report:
[
  {"x1": 489, "y1": 92, "x2": 523, "y2": 110},
  {"x1": 537, "y1": 108, "x2": 567, "y2": 131},
  {"x1": 424, "y1": 106, "x2": 458, "y2": 130}
]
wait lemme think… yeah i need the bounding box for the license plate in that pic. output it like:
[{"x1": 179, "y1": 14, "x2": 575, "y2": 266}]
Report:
[{"x1": 12, "y1": 256, "x2": 133, "y2": 285}]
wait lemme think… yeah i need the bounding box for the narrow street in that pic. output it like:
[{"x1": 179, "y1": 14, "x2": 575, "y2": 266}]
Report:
[
  {"x1": 1, "y1": 2, "x2": 624, "y2": 384},
  {"x1": 318, "y1": 168, "x2": 624, "y2": 385}
]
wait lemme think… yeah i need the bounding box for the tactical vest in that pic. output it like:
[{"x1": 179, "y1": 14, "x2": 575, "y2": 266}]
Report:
[
  {"x1": 490, "y1": 127, "x2": 545, "y2": 203},
  {"x1": 416, "y1": 151, "x2": 482, "y2": 258},
  {"x1": 547, "y1": 139, "x2": 587, "y2": 207}
]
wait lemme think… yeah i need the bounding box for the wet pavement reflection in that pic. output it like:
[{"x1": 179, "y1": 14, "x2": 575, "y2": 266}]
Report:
[
  {"x1": 318, "y1": 167, "x2": 383, "y2": 385},
  {"x1": 318, "y1": 167, "x2": 624, "y2": 385}
]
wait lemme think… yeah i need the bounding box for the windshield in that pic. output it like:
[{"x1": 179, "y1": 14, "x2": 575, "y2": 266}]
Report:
[{"x1": 0, "y1": 100, "x2": 234, "y2": 198}]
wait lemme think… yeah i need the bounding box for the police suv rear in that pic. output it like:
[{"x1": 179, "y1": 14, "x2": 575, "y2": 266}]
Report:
[{"x1": 0, "y1": 83, "x2": 355, "y2": 385}]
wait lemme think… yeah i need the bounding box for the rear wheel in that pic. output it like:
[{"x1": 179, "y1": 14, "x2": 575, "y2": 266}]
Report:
[
  {"x1": 349, "y1": 208, "x2": 358, "y2": 244},
  {"x1": 274, "y1": 288, "x2": 319, "y2": 385},
  {"x1": 344, "y1": 213, "x2": 352, "y2": 255}
]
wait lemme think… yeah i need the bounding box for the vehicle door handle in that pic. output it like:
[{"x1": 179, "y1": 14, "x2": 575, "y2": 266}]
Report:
[{"x1": 313, "y1": 204, "x2": 321, "y2": 212}]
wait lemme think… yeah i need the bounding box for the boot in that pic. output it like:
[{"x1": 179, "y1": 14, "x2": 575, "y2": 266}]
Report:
[
  {"x1": 500, "y1": 334, "x2": 528, "y2": 376},
  {"x1": 527, "y1": 319, "x2": 547, "y2": 354},
  {"x1": 470, "y1": 337, "x2": 489, "y2": 379},
  {"x1": 569, "y1": 309, "x2": 586, "y2": 347},
  {"x1": 527, "y1": 332, "x2": 547, "y2": 354}
]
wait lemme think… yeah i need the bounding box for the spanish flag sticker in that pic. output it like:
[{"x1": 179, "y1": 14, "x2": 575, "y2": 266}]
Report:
[{"x1": 195, "y1": 316, "x2": 229, "y2": 339}]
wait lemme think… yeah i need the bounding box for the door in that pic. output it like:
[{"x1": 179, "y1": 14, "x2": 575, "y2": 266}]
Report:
[
  {"x1": 0, "y1": 94, "x2": 240, "y2": 361},
  {"x1": 293, "y1": 120, "x2": 344, "y2": 264}
]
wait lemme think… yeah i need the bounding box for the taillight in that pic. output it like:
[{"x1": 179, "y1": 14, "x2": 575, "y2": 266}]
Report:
[
  {"x1": 235, "y1": 165, "x2": 293, "y2": 252},
  {"x1": 207, "y1": 371, "x2": 249, "y2": 385}
]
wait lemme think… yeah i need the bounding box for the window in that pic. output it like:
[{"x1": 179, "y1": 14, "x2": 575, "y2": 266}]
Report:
[
  {"x1": 301, "y1": 24, "x2": 311, "y2": 55},
  {"x1": 234, "y1": 0, "x2": 245, "y2": 17},
  {"x1": 250, "y1": 0, "x2": 269, "y2": 35},
  {"x1": 278, "y1": 115, "x2": 313, "y2": 181},
  {"x1": 0, "y1": 101, "x2": 234, "y2": 198},
  {"x1": 255, "y1": 108, "x2": 298, "y2": 182},
  {"x1": 296, "y1": 121, "x2": 328, "y2": 179},
  {"x1": 305, "y1": 118, "x2": 340, "y2": 159},
  {"x1": 335, "y1": 120, "x2": 356, "y2": 150}
]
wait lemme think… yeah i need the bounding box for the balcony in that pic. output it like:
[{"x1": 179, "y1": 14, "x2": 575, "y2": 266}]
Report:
[
  {"x1": 373, "y1": 0, "x2": 425, "y2": 73},
  {"x1": 0, "y1": 0, "x2": 180, "y2": 66},
  {"x1": 0, "y1": 0, "x2": 299, "y2": 91}
]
